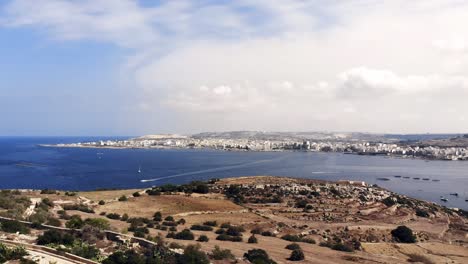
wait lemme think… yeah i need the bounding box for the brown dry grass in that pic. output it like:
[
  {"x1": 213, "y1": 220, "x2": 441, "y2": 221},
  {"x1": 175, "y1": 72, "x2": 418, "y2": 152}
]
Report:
[{"x1": 96, "y1": 194, "x2": 243, "y2": 218}]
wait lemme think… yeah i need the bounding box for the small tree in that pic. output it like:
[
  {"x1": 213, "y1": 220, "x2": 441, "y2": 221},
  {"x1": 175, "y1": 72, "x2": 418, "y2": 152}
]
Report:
[
  {"x1": 248, "y1": 235, "x2": 258, "y2": 244},
  {"x1": 179, "y1": 244, "x2": 209, "y2": 264},
  {"x1": 285, "y1": 243, "x2": 301, "y2": 250},
  {"x1": 211, "y1": 246, "x2": 235, "y2": 260},
  {"x1": 243, "y1": 249, "x2": 277, "y2": 264},
  {"x1": 289, "y1": 249, "x2": 305, "y2": 261},
  {"x1": 197, "y1": 235, "x2": 209, "y2": 242},
  {"x1": 391, "y1": 226, "x2": 416, "y2": 243}
]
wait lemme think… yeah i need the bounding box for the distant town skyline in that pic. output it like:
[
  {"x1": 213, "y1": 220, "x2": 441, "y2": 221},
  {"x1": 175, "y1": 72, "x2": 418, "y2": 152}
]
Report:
[{"x1": 1, "y1": 0, "x2": 468, "y2": 136}]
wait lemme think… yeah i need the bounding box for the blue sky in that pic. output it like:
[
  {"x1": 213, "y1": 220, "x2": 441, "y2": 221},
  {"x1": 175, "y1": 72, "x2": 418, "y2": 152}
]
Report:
[{"x1": 1, "y1": 0, "x2": 468, "y2": 136}]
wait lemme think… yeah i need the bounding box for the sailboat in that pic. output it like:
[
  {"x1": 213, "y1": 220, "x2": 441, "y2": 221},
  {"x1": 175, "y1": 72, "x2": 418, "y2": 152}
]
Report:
[{"x1": 138, "y1": 165, "x2": 141, "y2": 174}]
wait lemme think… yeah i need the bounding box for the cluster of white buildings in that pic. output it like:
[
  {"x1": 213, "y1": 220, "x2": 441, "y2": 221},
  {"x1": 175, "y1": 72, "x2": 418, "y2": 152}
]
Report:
[{"x1": 54, "y1": 137, "x2": 468, "y2": 161}]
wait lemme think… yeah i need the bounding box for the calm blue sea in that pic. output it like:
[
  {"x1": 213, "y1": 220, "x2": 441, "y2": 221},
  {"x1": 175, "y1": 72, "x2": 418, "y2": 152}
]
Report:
[{"x1": 0, "y1": 137, "x2": 467, "y2": 210}]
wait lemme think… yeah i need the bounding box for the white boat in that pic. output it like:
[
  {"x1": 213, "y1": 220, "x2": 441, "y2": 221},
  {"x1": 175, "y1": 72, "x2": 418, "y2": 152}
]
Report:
[{"x1": 138, "y1": 166, "x2": 141, "y2": 173}]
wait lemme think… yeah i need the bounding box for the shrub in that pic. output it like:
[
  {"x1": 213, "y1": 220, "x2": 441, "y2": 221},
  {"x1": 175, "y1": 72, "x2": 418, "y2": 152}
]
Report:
[
  {"x1": 251, "y1": 227, "x2": 262, "y2": 234},
  {"x1": 40, "y1": 189, "x2": 57, "y2": 194},
  {"x1": 153, "y1": 212, "x2": 162, "y2": 221},
  {"x1": 203, "y1": 220, "x2": 217, "y2": 227},
  {"x1": 71, "y1": 243, "x2": 100, "y2": 259},
  {"x1": 190, "y1": 225, "x2": 213, "y2": 231},
  {"x1": 132, "y1": 192, "x2": 140, "y2": 197},
  {"x1": 281, "y1": 234, "x2": 301, "y2": 242},
  {"x1": 0, "y1": 220, "x2": 30, "y2": 234},
  {"x1": 285, "y1": 243, "x2": 301, "y2": 250},
  {"x1": 220, "y1": 222, "x2": 231, "y2": 228},
  {"x1": 65, "y1": 215, "x2": 84, "y2": 229},
  {"x1": 197, "y1": 235, "x2": 209, "y2": 242},
  {"x1": 46, "y1": 217, "x2": 61, "y2": 227},
  {"x1": 174, "y1": 229, "x2": 195, "y2": 240},
  {"x1": 331, "y1": 243, "x2": 354, "y2": 252},
  {"x1": 118, "y1": 195, "x2": 127, "y2": 202},
  {"x1": 211, "y1": 246, "x2": 235, "y2": 260},
  {"x1": 295, "y1": 199, "x2": 308, "y2": 208},
  {"x1": 301, "y1": 238, "x2": 316, "y2": 244},
  {"x1": 415, "y1": 209, "x2": 430, "y2": 218},
  {"x1": 226, "y1": 226, "x2": 244, "y2": 236},
  {"x1": 165, "y1": 216, "x2": 174, "y2": 221},
  {"x1": 0, "y1": 243, "x2": 28, "y2": 262},
  {"x1": 216, "y1": 234, "x2": 242, "y2": 242},
  {"x1": 106, "y1": 213, "x2": 120, "y2": 220},
  {"x1": 84, "y1": 218, "x2": 110, "y2": 230},
  {"x1": 289, "y1": 249, "x2": 305, "y2": 261},
  {"x1": 98, "y1": 200, "x2": 105, "y2": 205},
  {"x1": 166, "y1": 232, "x2": 175, "y2": 238},
  {"x1": 121, "y1": 213, "x2": 129, "y2": 221},
  {"x1": 243, "y1": 249, "x2": 276, "y2": 264},
  {"x1": 215, "y1": 228, "x2": 225, "y2": 234},
  {"x1": 248, "y1": 235, "x2": 258, "y2": 244},
  {"x1": 177, "y1": 218, "x2": 186, "y2": 225},
  {"x1": 37, "y1": 230, "x2": 74, "y2": 246},
  {"x1": 391, "y1": 226, "x2": 416, "y2": 243},
  {"x1": 162, "y1": 221, "x2": 177, "y2": 227},
  {"x1": 62, "y1": 204, "x2": 94, "y2": 213},
  {"x1": 261, "y1": 231, "x2": 275, "y2": 237},
  {"x1": 169, "y1": 226, "x2": 177, "y2": 232},
  {"x1": 179, "y1": 244, "x2": 209, "y2": 264}
]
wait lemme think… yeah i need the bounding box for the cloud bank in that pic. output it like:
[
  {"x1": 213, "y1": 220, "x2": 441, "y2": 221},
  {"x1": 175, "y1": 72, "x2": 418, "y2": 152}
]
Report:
[{"x1": 3, "y1": 0, "x2": 468, "y2": 133}]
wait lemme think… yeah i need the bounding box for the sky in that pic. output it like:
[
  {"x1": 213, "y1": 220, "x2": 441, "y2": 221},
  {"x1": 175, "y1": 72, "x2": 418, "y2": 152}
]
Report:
[{"x1": 1, "y1": 0, "x2": 468, "y2": 136}]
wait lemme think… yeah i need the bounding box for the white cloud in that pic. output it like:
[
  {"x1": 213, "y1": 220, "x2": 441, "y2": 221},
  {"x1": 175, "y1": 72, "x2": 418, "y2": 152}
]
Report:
[{"x1": 3, "y1": 0, "x2": 468, "y2": 133}]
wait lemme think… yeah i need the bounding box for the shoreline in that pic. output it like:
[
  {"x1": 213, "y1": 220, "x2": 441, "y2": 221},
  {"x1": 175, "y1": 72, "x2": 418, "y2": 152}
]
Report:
[{"x1": 39, "y1": 143, "x2": 464, "y2": 162}]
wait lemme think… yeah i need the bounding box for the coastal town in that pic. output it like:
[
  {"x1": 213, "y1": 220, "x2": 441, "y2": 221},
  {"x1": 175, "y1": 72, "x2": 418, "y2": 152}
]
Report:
[{"x1": 50, "y1": 132, "x2": 468, "y2": 161}]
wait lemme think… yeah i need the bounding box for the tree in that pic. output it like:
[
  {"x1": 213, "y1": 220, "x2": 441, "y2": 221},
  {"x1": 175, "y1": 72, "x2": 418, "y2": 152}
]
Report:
[
  {"x1": 391, "y1": 226, "x2": 416, "y2": 243},
  {"x1": 285, "y1": 243, "x2": 301, "y2": 250},
  {"x1": 288, "y1": 249, "x2": 305, "y2": 261},
  {"x1": 197, "y1": 235, "x2": 209, "y2": 242},
  {"x1": 66, "y1": 215, "x2": 84, "y2": 229},
  {"x1": 211, "y1": 245, "x2": 235, "y2": 260},
  {"x1": 37, "y1": 230, "x2": 75, "y2": 246},
  {"x1": 174, "y1": 229, "x2": 195, "y2": 240},
  {"x1": 178, "y1": 244, "x2": 209, "y2": 264},
  {"x1": 248, "y1": 235, "x2": 258, "y2": 244},
  {"x1": 243, "y1": 249, "x2": 277, "y2": 264}
]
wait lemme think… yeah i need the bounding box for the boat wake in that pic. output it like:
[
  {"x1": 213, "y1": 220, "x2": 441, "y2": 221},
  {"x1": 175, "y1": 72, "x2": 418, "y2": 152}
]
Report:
[{"x1": 140, "y1": 157, "x2": 285, "y2": 183}]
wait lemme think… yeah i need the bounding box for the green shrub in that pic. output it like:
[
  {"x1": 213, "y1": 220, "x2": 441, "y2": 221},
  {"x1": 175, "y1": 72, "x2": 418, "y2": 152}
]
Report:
[
  {"x1": 179, "y1": 244, "x2": 209, "y2": 264},
  {"x1": 46, "y1": 217, "x2": 61, "y2": 227},
  {"x1": 203, "y1": 220, "x2": 217, "y2": 226},
  {"x1": 106, "y1": 213, "x2": 120, "y2": 220},
  {"x1": 132, "y1": 192, "x2": 140, "y2": 197},
  {"x1": 118, "y1": 195, "x2": 127, "y2": 202},
  {"x1": 197, "y1": 235, "x2": 209, "y2": 242},
  {"x1": 285, "y1": 243, "x2": 301, "y2": 250},
  {"x1": 174, "y1": 229, "x2": 195, "y2": 240},
  {"x1": 391, "y1": 226, "x2": 416, "y2": 243},
  {"x1": 0, "y1": 220, "x2": 30, "y2": 234},
  {"x1": 248, "y1": 235, "x2": 258, "y2": 244},
  {"x1": 98, "y1": 200, "x2": 105, "y2": 205},
  {"x1": 71, "y1": 243, "x2": 100, "y2": 260},
  {"x1": 37, "y1": 230, "x2": 75, "y2": 246},
  {"x1": 416, "y1": 209, "x2": 430, "y2": 218},
  {"x1": 190, "y1": 224, "x2": 213, "y2": 231},
  {"x1": 331, "y1": 243, "x2": 354, "y2": 252},
  {"x1": 211, "y1": 245, "x2": 235, "y2": 260},
  {"x1": 65, "y1": 215, "x2": 84, "y2": 229},
  {"x1": 243, "y1": 249, "x2": 277, "y2": 264},
  {"x1": 281, "y1": 234, "x2": 301, "y2": 242},
  {"x1": 289, "y1": 249, "x2": 305, "y2": 261}
]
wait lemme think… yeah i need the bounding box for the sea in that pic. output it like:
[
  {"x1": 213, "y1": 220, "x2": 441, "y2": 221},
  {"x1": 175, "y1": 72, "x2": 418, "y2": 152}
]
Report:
[{"x1": 0, "y1": 136, "x2": 467, "y2": 210}]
